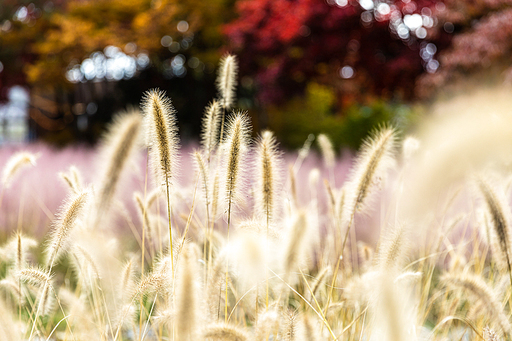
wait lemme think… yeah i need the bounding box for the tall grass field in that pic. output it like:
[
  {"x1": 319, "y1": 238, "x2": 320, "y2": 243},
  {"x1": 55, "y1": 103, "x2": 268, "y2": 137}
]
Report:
[{"x1": 1, "y1": 55, "x2": 512, "y2": 341}]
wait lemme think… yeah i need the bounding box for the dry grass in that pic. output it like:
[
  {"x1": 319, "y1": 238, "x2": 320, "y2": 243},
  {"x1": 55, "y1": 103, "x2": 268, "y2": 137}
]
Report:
[{"x1": 1, "y1": 62, "x2": 512, "y2": 341}]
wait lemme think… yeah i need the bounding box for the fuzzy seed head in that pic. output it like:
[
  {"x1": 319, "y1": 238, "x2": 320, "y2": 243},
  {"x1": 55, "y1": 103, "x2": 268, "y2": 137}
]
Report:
[
  {"x1": 317, "y1": 133, "x2": 335, "y2": 170},
  {"x1": 222, "y1": 111, "x2": 251, "y2": 214},
  {"x1": 142, "y1": 89, "x2": 180, "y2": 188},
  {"x1": 96, "y1": 110, "x2": 142, "y2": 214},
  {"x1": 2, "y1": 151, "x2": 39, "y2": 188},
  {"x1": 442, "y1": 273, "x2": 512, "y2": 335},
  {"x1": 343, "y1": 126, "x2": 397, "y2": 223},
  {"x1": 255, "y1": 130, "x2": 281, "y2": 225},
  {"x1": 477, "y1": 178, "x2": 512, "y2": 275},
  {"x1": 216, "y1": 54, "x2": 238, "y2": 110},
  {"x1": 202, "y1": 100, "x2": 222, "y2": 160},
  {"x1": 46, "y1": 190, "x2": 89, "y2": 267}
]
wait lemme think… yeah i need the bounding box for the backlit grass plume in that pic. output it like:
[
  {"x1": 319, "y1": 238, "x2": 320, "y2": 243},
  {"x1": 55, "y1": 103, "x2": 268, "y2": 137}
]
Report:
[
  {"x1": 59, "y1": 166, "x2": 83, "y2": 194},
  {"x1": 1, "y1": 151, "x2": 39, "y2": 189},
  {"x1": 341, "y1": 126, "x2": 397, "y2": 253},
  {"x1": 222, "y1": 111, "x2": 251, "y2": 221},
  {"x1": 95, "y1": 110, "x2": 142, "y2": 224},
  {"x1": 45, "y1": 190, "x2": 89, "y2": 267},
  {"x1": 317, "y1": 133, "x2": 335, "y2": 183},
  {"x1": 217, "y1": 54, "x2": 238, "y2": 111},
  {"x1": 142, "y1": 89, "x2": 179, "y2": 188},
  {"x1": 442, "y1": 273, "x2": 512, "y2": 336},
  {"x1": 203, "y1": 323, "x2": 249, "y2": 341},
  {"x1": 255, "y1": 130, "x2": 281, "y2": 226},
  {"x1": 202, "y1": 100, "x2": 221, "y2": 162},
  {"x1": 476, "y1": 178, "x2": 512, "y2": 288},
  {"x1": 221, "y1": 110, "x2": 251, "y2": 321},
  {"x1": 142, "y1": 88, "x2": 180, "y2": 275}
]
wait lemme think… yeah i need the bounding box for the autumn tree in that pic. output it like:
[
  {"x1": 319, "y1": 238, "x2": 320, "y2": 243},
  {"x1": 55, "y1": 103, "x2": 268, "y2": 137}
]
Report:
[
  {"x1": 224, "y1": 0, "x2": 441, "y2": 108},
  {"x1": 417, "y1": 0, "x2": 512, "y2": 97}
]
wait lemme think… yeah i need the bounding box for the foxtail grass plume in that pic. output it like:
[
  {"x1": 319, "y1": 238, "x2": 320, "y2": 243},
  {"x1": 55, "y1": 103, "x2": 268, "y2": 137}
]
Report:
[
  {"x1": 0, "y1": 232, "x2": 37, "y2": 272},
  {"x1": 344, "y1": 126, "x2": 397, "y2": 215},
  {"x1": 255, "y1": 130, "x2": 281, "y2": 226},
  {"x1": 476, "y1": 178, "x2": 512, "y2": 286},
  {"x1": 18, "y1": 267, "x2": 55, "y2": 316},
  {"x1": 95, "y1": 110, "x2": 142, "y2": 221},
  {"x1": 222, "y1": 111, "x2": 251, "y2": 219},
  {"x1": 142, "y1": 89, "x2": 180, "y2": 189},
  {"x1": 341, "y1": 126, "x2": 396, "y2": 253},
  {"x1": 283, "y1": 310, "x2": 298, "y2": 341},
  {"x1": 45, "y1": 190, "x2": 89, "y2": 267},
  {"x1": 317, "y1": 133, "x2": 335, "y2": 171},
  {"x1": 203, "y1": 323, "x2": 249, "y2": 341},
  {"x1": 142, "y1": 88, "x2": 180, "y2": 277},
  {"x1": 294, "y1": 134, "x2": 315, "y2": 173},
  {"x1": 1, "y1": 151, "x2": 39, "y2": 189},
  {"x1": 216, "y1": 54, "x2": 238, "y2": 111},
  {"x1": 442, "y1": 273, "x2": 512, "y2": 335},
  {"x1": 376, "y1": 223, "x2": 407, "y2": 270},
  {"x1": 202, "y1": 100, "x2": 222, "y2": 161},
  {"x1": 193, "y1": 150, "x2": 210, "y2": 208},
  {"x1": 59, "y1": 166, "x2": 82, "y2": 194}
]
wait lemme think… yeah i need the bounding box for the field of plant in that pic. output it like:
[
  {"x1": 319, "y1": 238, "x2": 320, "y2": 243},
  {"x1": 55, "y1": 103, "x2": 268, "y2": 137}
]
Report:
[{"x1": 1, "y1": 56, "x2": 512, "y2": 341}]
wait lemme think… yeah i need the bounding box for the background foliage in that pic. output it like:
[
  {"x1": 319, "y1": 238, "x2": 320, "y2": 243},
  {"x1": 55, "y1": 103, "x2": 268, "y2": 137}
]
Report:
[{"x1": 0, "y1": 0, "x2": 511, "y2": 149}]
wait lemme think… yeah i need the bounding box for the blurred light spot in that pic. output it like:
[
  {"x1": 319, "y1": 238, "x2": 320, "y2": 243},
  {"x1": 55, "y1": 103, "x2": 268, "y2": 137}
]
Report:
[
  {"x1": 377, "y1": 3, "x2": 390, "y2": 15},
  {"x1": 397, "y1": 24, "x2": 409, "y2": 39},
  {"x1": 361, "y1": 11, "x2": 373, "y2": 23},
  {"x1": 299, "y1": 25, "x2": 311, "y2": 37},
  {"x1": 422, "y1": 15, "x2": 434, "y2": 28},
  {"x1": 86, "y1": 102, "x2": 97, "y2": 115},
  {"x1": 161, "y1": 35, "x2": 173, "y2": 47},
  {"x1": 404, "y1": 14, "x2": 422, "y2": 30},
  {"x1": 2, "y1": 20, "x2": 12, "y2": 32},
  {"x1": 359, "y1": 0, "x2": 374, "y2": 10},
  {"x1": 415, "y1": 27, "x2": 427, "y2": 39},
  {"x1": 172, "y1": 55, "x2": 185, "y2": 67},
  {"x1": 426, "y1": 59, "x2": 439, "y2": 73},
  {"x1": 81, "y1": 59, "x2": 96, "y2": 80},
  {"x1": 125, "y1": 42, "x2": 137, "y2": 54},
  {"x1": 421, "y1": 7, "x2": 432, "y2": 16},
  {"x1": 188, "y1": 57, "x2": 200, "y2": 68},
  {"x1": 169, "y1": 41, "x2": 180, "y2": 53},
  {"x1": 15, "y1": 6, "x2": 28, "y2": 21},
  {"x1": 444, "y1": 22, "x2": 454, "y2": 33},
  {"x1": 435, "y1": 2, "x2": 446, "y2": 11},
  {"x1": 426, "y1": 43, "x2": 437, "y2": 54},
  {"x1": 340, "y1": 66, "x2": 354, "y2": 79},
  {"x1": 104, "y1": 46, "x2": 120, "y2": 58},
  {"x1": 177, "y1": 21, "x2": 189, "y2": 33},
  {"x1": 137, "y1": 53, "x2": 150, "y2": 68},
  {"x1": 335, "y1": 0, "x2": 348, "y2": 6},
  {"x1": 0, "y1": 61, "x2": 3, "y2": 73},
  {"x1": 66, "y1": 66, "x2": 82, "y2": 83},
  {"x1": 181, "y1": 40, "x2": 190, "y2": 49},
  {"x1": 174, "y1": 66, "x2": 186, "y2": 77}
]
